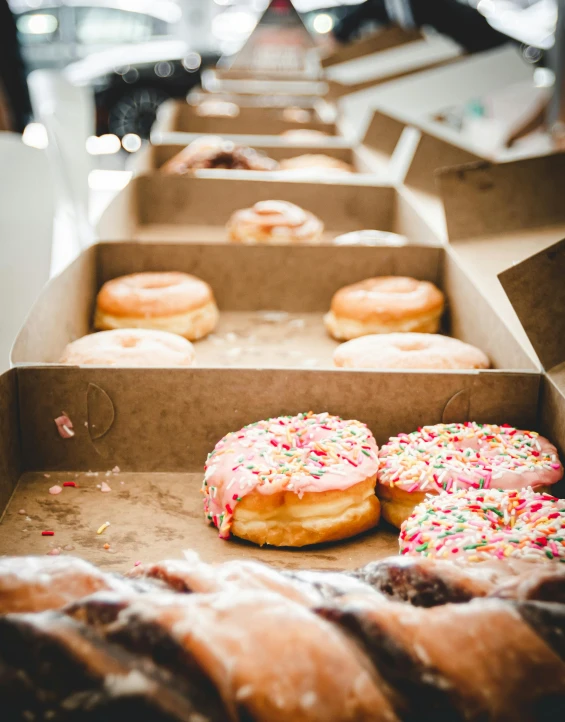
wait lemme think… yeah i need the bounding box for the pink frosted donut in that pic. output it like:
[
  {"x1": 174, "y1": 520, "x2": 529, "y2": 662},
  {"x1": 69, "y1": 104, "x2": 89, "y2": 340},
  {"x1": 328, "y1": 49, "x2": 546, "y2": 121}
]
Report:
[
  {"x1": 377, "y1": 422, "x2": 563, "y2": 528},
  {"x1": 400, "y1": 487, "x2": 565, "y2": 563},
  {"x1": 202, "y1": 412, "x2": 380, "y2": 547}
]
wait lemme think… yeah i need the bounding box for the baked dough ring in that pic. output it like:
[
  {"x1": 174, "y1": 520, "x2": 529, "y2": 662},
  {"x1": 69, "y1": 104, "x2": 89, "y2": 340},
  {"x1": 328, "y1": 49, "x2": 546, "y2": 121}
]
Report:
[
  {"x1": 203, "y1": 411, "x2": 380, "y2": 546},
  {"x1": 400, "y1": 487, "x2": 565, "y2": 563},
  {"x1": 95, "y1": 272, "x2": 219, "y2": 341},
  {"x1": 227, "y1": 200, "x2": 324, "y2": 245},
  {"x1": 59, "y1": 328, "x2": 196, "y2": 367},
  {"x1": 162, "y1": 138, "x2": 278, "y2": 173},
  {"x1": 378, "y1": 422, "x2": 563, "y2": 528},
  {"x1": 325, "y1": 276, "x2": 445, "y2": 341},
  {"x1": 333, "y1": 333, "x2": 489, "y2": 370},
  {"x1": 279, "y1": 154, "x2": 354, "y2": 175}
]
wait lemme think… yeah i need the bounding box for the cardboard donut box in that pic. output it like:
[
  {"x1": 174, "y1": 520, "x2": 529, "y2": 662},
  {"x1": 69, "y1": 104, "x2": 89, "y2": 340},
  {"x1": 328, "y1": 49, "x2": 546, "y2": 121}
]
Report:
[{"x1": 2, "y1": 151, "x2": 565, "y2": 573}]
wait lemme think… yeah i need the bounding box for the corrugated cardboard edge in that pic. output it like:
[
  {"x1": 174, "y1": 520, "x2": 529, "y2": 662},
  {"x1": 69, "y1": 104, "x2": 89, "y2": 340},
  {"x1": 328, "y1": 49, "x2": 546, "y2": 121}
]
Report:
[
  {"x1": 437, "y1": 152, "x2": 565, "y2": 243},
  {"x1": 497, "y1": 238, "x2": 565, "y2": 373},
  {"x1": 321, "y1": 26, "x2": 422, "y2": 68},
  {"x1": 0, "y1": 369, "x2": 20, "y2": 519}
]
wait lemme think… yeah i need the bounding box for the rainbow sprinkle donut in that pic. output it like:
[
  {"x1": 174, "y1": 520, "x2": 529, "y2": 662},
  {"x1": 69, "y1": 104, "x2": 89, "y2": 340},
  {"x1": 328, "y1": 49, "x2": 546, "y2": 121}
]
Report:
[
  {"x1": 202, "y1": 412, "x2": 380, "y2": 547},
  {"x1": 377, "y1": 422, "x2": 563, "y2": 528},
  {"x1": 400, "y1": 488, "x2": 565, "y2": 563}
]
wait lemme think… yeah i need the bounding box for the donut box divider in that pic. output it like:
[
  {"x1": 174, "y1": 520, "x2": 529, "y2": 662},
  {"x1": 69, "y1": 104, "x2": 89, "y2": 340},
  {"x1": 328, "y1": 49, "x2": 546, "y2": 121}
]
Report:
[
  {"x1": 96, "y1": 173, "x2": 440, "y2": 244},
  {"x1": 151, "y1": 99, "x2": 338, "y2": 138},
  {"x1": 148, "y1": 108, "x2": 407, "y2": 180}
]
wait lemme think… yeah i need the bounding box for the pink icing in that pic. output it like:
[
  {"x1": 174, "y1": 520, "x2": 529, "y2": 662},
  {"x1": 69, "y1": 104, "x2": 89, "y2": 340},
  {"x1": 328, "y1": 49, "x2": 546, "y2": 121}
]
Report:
[
  {"x1": 202, "y1": 412, "x2": 379, "y2": 538},
  {"x1": 378, "y1": 422, "x2": 563, "y2": 493}
]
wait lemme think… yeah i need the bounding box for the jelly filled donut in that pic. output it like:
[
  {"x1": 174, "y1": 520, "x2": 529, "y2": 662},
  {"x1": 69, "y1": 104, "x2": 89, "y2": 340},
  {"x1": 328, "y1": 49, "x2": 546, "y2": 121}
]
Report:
[
  {"x1": 333, "y1": 333, "x2": 490, "y2": 370},
  {"x1": 378, "y1": 423, "x2": 563, "y2": 528},
  {"x1": 227, "y1": 200, "x2": 324, "y2": 245},
  {"x1": 324, "y1": 276, "x2": 445, "y2": 341},
  {"x1": 400, "y1": 487, "x2": 565, "y2": 563},
  {"x1": 59, "y1": 329, "x2": 195, "y2": 367},
  {"x1": 202, "y1": 411, "x2": 380, "y2": 546},
  {"x1": 94, "y1": 272, "x2": 219, "y2": 341}
]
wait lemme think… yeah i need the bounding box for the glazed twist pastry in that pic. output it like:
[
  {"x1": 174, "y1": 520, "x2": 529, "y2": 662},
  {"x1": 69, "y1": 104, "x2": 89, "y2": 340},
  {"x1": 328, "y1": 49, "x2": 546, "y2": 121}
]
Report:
[{"x1": 2, "y1": 554, "x2": 565, "y2": 721}]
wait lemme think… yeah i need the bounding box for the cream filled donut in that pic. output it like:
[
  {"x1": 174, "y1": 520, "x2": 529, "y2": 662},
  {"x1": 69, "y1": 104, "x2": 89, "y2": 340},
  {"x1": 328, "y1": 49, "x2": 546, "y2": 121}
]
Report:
[
  {"x1": 59, "y1": 328, "x2": 195, "y2": 367},
  {"x1": 94, "y1": 272, "x2": 219, "y2": 341},
  {"x1": 400, "y1": 488, "x2": 565, "y2": 563},
  {"x1": 378, "y1": 423, "x2": 563, "y2": 528},
  {"x1": 324, "y1": 276, "x2": 445, "y2": 341},
  {"x1": 333, "y1": 333, "x2": 490, "y2": 370},
  {"x1": 227, "y1": 200, "x2": 324, "y2": 245},
  {"x1": 202, "y1": 411, "x2": 380, "y2": 547},
  {"x1": 279, "y1": 154, "x2": 354, "y2": 175}
]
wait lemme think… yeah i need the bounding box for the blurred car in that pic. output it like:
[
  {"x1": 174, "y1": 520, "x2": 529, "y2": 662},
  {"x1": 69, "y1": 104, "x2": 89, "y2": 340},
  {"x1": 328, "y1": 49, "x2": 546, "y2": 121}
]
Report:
[
  {"x1": 11, "y1": 0, "x2": 181, "y2": 71},
  {"x1": 65, "y1": 40, "x2": 219, "y2": 138}
]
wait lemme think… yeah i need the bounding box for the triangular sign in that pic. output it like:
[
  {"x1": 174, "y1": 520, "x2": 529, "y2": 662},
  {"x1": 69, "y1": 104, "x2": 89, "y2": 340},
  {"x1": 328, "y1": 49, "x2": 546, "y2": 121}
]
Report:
[{"x1": 229, "y1": 0, "x2": 318, "y2": 73}]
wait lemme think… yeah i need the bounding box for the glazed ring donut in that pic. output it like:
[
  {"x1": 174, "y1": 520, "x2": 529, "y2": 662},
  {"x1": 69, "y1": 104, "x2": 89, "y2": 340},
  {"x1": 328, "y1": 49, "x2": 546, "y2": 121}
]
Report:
[
  {"x1": 227, "y1": 200, "x2": 324, "y2": 245},
  {"x1": 279, "y1": 154, "x2": 354, "y2": 175},
  {"x1": 59, "y1": 329, "x2": 195, "y2": 367},
  {"x1": 195, "y1": 100, "x2": 240, "y2": 117},
  {"x1": 202, "y1": 411, "x2": 380, "y2": 547},
  {"x1": 324, "y1": 276, "x2": 445, "y2": 341},
  {"x1": 377, "y1": 422, "x2": 563, "y2": 528},
  {"x1": 94, "y1": 272, "x2": 219, "y2": 341},
  {"x1": 333, "y1": 333, "x2": 490, "y2": 370},
  {"x1": 400, "y1": 487, "x2": 565, "y2": 563}
]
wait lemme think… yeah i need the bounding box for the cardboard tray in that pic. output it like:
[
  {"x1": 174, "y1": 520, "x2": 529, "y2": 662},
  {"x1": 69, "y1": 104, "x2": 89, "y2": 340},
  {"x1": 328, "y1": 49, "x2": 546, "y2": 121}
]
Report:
[
  {"x1": 3, "y1": 241, "x2": 565, "y2": 573},
  {"x1": 144, "y1": 110, "x2": 408, "y2": 182},
  {"x1": 95, "y1": 174, "x2": 440, "y2": 245},
  {"x1": 12, "y1": 242, "x2": 536, "y2": 379},
  {"x1": 152, "y1": 99, "x2": 338, "y2": 137}
]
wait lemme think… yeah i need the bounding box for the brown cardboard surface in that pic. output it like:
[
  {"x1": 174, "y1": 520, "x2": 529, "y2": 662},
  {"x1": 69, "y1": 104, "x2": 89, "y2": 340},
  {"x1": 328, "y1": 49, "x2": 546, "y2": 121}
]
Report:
[
  {"x1": 497, "y1": 238, "x2": 565, "y2": 373},
  {"x1": 13, "y1": 242, "x2": 536, "y2": 374},
  {"x1": 97, "y1": 175, "x2": 402, "y2": 242},
  {"x1": 0, "y1": 471, "x2": 398, "y2": 572},
  {"x1": 0, "y1": 369, "x2": 19, "y2": 519},
  {"x1": 153, "y1": 100, "x2": 337, "y2": 136},
  {"x1": 321, "y1": 27, "x2": 422, "y2": 68}
]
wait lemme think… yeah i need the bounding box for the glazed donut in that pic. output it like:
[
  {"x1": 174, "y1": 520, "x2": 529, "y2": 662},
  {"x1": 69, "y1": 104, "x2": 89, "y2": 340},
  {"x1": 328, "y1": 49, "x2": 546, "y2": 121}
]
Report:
[
  {"x1": 59, "y1": 328, "x2": 195, "y2": 367},
  {"x1": 324, "y1": 276, "x2": 445, "y2": 341},
  {"x1": 280, "y1": 129, "x2": 330, "y2": 142},
  {"x1": 202, "y1": 411, "x2": 380, "y2": 546},
  {"x1": 162, "y1": 138, "x2": 278, "y2": 174},
  {"x1": 94, "y1": 272, "x2": 219, "y2": 341},
  {"x1": 333, "y1": 333, "x2": 490, "y2": 370},
  {"x1": 279, "y1": 154, "x2": 354, "y2": 175},
  {"x1": 195, "y1": 100, "x2": 240, "y2": 117},
  {"x1": 400, "y1": 487, "x2": 565, "y2": 563},
  {"x1": 377, "y1": 422, "x2": 563, "y2": 528},
  {"x1": 332, "y1": 230, "x2": 407, "y2": 247},
  {"x1": 227, "y1": 200, "x2": 324, "y2": 245}
]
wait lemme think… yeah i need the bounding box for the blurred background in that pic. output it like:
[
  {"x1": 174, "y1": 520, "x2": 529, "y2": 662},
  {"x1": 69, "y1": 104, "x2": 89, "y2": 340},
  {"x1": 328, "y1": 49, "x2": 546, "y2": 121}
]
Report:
[{"x1": 1, "y1": 0, "x2": 563, "y2": 369}]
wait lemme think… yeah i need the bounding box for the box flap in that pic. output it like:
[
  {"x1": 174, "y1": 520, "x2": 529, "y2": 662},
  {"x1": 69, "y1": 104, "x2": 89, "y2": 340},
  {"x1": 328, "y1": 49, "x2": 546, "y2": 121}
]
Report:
[
  {"x1": 226, "y1": 0, "x2": 318, "y2": 75},
  {"x1": 361, "y1": 109, "x2": 406, "y2": 160},
  {"x1": 321, "y1": 26, "x2": 422, "y2": 68},
  {"x1": 498, "y1": 238, "x2": 565, "y2": 373},
  {"x1": 438, "y1": 152, "x2": 565, "y2": 243},
  {"x1": 0, "y1": 369, "x2": 20, "y2": 518}
]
